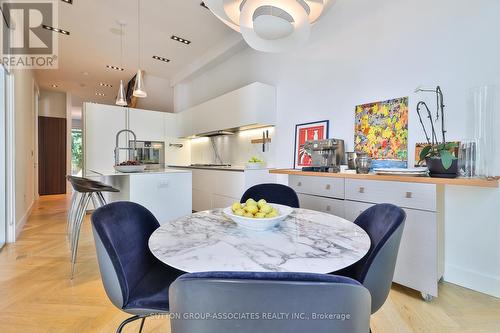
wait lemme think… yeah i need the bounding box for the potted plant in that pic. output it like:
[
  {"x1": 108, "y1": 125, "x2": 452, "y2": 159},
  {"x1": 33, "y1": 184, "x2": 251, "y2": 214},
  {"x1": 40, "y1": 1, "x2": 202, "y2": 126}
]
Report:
[
  {"x1": 415, "y1": 86, "x2": 458, "y2": 178},
  {"x1": 419, "y1": 142, "x2": 458, "y2": 178}
]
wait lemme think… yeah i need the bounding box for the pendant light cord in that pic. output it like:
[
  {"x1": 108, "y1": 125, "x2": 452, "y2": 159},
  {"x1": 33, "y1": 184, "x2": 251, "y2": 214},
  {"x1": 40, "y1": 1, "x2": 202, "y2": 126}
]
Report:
[
  {"x1": 137, "y1": 0, "x2": 141, "y2": 69},
  {"x1": 120, "y1": 24, "x2": 124, "y2": 68}
]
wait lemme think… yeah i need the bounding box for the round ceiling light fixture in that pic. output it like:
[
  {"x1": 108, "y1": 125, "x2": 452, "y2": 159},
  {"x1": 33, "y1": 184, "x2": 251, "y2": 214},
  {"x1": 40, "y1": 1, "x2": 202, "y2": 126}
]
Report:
[{"x1": 204, "y1": 0, "x2": 335, "y2": 52}]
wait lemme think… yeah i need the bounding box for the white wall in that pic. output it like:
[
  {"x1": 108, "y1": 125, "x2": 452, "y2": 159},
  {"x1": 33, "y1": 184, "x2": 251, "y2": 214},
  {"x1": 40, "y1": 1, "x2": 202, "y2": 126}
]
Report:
[
  {"x1": 39, "y1": 90, "x2": 66, "y2": 118},
  {"x1": 174, "y1": 0, "x2": 500, "y2": 297},
  {"x1": 13, "y1": 69, "x2": 36, "y2": 238}
]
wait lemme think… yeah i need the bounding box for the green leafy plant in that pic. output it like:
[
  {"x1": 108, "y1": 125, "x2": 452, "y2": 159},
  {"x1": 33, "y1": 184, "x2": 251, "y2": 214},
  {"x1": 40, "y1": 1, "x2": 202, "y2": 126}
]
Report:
[{"x1": 419, "y1": 142, "x2": 458, "y2": 170}]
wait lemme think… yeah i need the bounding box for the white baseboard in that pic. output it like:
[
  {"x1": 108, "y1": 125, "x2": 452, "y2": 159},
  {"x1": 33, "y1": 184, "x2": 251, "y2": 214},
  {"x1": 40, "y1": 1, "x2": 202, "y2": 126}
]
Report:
[
  {"x1": 445, "y1": 264, "x2": 500, "y2": 298},
  {"x1": 13, "y1": 201, "x2": 34, "y2": 241}
]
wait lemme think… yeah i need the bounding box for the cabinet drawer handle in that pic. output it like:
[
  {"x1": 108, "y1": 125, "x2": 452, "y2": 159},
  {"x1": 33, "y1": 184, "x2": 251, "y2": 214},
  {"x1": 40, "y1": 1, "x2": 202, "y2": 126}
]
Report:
[
  {"x1": 325, "y1": 184, "x2": 331, "y2": 190},
  {"x1": 358, "y1": 187, "x2": 365, "y2": 194},
  {"x1": 405, "y1": 192, "x2": 413, "y2": 199},
  {"x1": 326, "y1": 205, "x2": 331, "y2": 212},
  {"x1": 297, "y1": 182, "x2": 302, "y2": 187}
]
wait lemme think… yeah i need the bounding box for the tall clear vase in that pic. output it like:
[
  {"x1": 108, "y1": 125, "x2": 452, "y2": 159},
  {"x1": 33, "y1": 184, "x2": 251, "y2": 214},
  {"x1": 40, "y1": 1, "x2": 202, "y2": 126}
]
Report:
[{"x1": 470, "y1": 85, "x2": 495, "y2": 178}]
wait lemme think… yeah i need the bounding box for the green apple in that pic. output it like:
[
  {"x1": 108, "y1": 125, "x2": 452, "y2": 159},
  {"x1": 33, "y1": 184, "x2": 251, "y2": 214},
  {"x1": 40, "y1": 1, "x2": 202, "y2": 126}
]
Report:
[
  {"x1": 260, "y1": 204, "x2": 273, "y2": 214},
  {"x1": 257, "y1": 199, "x2": 267, "y2": 208},
  {"x1": 244, "y1": 205, "x2": 259, "y2": 214},
  {"x1": 234, "y1": 209, "x2": 245, "y2": 216},
  {"x1": 232, "y1": 202, "x2": 242, "y2": 212},
  {"x1": 245, "y1": 198, "x2": 257, "y2": 206}
]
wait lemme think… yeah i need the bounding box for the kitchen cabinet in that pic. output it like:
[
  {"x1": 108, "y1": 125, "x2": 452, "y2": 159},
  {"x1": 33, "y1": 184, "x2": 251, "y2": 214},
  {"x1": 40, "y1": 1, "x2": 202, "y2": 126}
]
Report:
[
  {"x1": 83, "y1": 103, "x2": 128, "y2": 173},
  {"x1": 297, "y1": 193, "x2": 345, "y2": 218},
  {"x1": 189, "y1": 168, "x2": 277, "y2": 212},
  {"x1": 289, "y1": 175, "x2": 444, "y2": 301},
  {"x1": 191, "y1": 169, "x2": 245, "y2": 211},
  {"x1": 177, "y1": 82, "x2": 277, "y2": 137},
  {"x1": 83, "y1": 103, "x2": 185, "y2": 176},
  {"x1": 99, "y1": 170, "x2": 192, "y2": 224},
  {"x1": 128, "y1": 108, "x2": 165, "y2": 141}
]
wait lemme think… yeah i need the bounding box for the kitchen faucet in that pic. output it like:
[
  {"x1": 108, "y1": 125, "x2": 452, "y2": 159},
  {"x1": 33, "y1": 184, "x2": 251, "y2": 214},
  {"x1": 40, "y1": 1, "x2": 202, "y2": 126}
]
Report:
[{"x1": 114, "y1": 129, "x2": 137, "y2": 166}]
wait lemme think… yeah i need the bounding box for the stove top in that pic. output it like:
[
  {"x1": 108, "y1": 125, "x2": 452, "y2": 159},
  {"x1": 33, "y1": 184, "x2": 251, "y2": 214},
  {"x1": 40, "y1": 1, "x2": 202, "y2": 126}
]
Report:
[{"x1": 190, "y1": 164, "x2": 232, "y2": 167}]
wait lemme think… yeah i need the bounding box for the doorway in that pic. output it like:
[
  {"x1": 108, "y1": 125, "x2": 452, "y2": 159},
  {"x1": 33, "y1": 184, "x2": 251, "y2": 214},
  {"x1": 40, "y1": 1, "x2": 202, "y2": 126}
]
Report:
[{"x1": 38, "y1": 116, "x2": 67, "y2": 195}]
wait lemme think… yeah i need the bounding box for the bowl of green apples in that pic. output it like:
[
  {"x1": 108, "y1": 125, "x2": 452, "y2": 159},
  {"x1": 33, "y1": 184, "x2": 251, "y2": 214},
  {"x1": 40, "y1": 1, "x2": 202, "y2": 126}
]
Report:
[{"x1": 223, "y1": 198, "x2": 293, "y2": 231}]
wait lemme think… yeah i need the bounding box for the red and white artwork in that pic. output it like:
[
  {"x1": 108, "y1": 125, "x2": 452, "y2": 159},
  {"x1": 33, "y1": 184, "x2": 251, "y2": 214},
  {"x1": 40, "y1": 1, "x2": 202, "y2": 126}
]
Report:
[{"x1": 294, "y1": 120, "x2": 329, "y2": 169}]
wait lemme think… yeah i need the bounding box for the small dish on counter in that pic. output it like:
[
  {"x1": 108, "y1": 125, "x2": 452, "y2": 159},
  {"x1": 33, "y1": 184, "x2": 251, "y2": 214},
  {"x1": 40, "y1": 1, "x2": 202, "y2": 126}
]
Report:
[{"x1": 223, "y1": 203, "x2": 293, "y2": 231}]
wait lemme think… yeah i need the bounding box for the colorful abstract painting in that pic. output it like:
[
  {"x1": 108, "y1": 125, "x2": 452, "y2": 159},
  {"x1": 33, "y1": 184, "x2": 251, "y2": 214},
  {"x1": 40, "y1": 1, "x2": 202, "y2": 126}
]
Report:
[{"x1": 354, "y1": 97, "x2": 409, "y2": 161}]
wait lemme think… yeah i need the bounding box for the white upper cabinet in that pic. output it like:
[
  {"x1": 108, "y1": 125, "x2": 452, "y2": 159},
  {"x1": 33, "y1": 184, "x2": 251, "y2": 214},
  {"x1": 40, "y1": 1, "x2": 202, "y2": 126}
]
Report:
[
  {"x1": 83, "y1": 103, "x2": 128, "y2": 174},
  {"x1": 128, "y1": 108, "x2": 166, "y2": 141},
  {"x1": 177, "y1": 82, "x2": 277, "y2": 137}
]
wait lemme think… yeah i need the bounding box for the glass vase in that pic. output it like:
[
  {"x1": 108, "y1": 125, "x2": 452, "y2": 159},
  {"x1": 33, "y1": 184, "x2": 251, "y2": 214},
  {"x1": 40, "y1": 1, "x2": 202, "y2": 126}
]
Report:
[{"x1": 469, "y1": 85, "x2": 495, "y2": 178}]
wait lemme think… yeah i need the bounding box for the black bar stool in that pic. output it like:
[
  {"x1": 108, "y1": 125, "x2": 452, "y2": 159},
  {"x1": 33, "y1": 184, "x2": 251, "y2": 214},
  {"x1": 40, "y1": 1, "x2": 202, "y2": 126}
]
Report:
[{"x1": 66, "y1": 176, "x2": 119, "y2": 278}]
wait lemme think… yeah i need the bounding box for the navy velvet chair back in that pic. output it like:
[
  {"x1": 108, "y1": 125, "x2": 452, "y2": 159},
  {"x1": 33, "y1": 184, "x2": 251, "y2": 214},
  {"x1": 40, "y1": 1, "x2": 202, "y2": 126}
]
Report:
[
  {"x1": 241, "y1": 184, "x2": 300, "y2": 208},
  {"x1": 348, "y1": 204, "x2": 406, "y2": 313},
  {"x1": 169, "y1": 271, "x2": 371, "y2": 333},
  {"x1": 91, "y1": 201, "x2": 160, "y2": 309}
]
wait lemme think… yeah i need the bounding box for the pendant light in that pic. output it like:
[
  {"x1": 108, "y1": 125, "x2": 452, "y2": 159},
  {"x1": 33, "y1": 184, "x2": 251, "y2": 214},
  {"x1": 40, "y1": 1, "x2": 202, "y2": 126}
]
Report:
[
  {"x1": 133, "y1": 0, "x2": 147, "y2": 98},
  {"x1": 204, "y1": 0, "x2": 336, "y2": 53},
  {"x1": 115, "y1": 22, "x2": 128, "y2": 106}
]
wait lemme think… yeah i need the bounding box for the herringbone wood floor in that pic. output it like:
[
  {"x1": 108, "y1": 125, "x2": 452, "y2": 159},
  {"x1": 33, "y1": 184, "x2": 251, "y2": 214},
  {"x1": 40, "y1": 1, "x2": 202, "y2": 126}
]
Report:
[{"x1": 0, "y1": 194, "x2": 499, "y2": 332}]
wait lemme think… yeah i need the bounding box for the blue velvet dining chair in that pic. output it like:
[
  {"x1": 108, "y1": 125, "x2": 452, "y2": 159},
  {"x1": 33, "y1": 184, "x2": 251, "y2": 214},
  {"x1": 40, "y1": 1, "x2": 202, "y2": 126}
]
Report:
[
  {"x1": 169, "y1": 271, "x2": 371, "y2": 333},
  {"x1": 332, "y1": 204, "x2": 406, "y2": 314},
  {"x1": 241, "y1": 183, "x2": 300, "y2": 208},
  {"x1": 91, "y1": 201, "x2": 184, "y2": 333}
]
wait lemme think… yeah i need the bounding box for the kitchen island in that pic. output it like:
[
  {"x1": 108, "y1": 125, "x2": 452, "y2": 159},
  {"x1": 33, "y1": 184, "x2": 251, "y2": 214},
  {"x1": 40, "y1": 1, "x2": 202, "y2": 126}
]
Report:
[{"x1": 87, "y1": 168, "x2": 192, "y2": 224}]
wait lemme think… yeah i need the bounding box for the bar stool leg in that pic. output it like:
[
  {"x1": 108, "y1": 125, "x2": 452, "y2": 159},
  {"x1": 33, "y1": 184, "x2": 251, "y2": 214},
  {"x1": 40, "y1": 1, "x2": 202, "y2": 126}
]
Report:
[
  {"x1": 69, "y1": 193, "x2": 86, "y2": 254},
  {"x1": 96, "y1": 192, "x2": 107, "y2": 207},
  {"x1": 67, "y1": 191, "x2": 76, "y2": 235},
  {"x1": 71, "y1": 193, "x2": 91, "y2": 278},
  {"x1": 67, "y1": 191, "x2": 81, "y2": 239}
]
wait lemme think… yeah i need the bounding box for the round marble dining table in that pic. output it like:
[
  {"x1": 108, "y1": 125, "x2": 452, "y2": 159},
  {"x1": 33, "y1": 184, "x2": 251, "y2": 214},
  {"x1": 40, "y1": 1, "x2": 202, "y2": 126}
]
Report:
[{"x1": 149, "y1": 208, "x2": 371, "y2": 274}]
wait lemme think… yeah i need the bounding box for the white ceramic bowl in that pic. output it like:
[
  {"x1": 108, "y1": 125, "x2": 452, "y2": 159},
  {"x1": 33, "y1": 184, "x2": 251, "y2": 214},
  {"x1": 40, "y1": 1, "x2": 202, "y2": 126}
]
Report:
[
  {"x1": 223, "y1": 203, "x2": 294, "y2": 231},
  {"x1": 245, "y1": 162, "x2": 266, "y2": 170},
  {"x1": 114, "y1": 165, "x2": 147, "y2": 173}
]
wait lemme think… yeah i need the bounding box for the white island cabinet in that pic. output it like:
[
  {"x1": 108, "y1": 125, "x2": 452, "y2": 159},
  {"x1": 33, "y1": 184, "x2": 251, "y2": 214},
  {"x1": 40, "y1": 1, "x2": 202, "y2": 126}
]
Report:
[{"x1": 94, "y1": 169, "x2": 192, "y2": 224}]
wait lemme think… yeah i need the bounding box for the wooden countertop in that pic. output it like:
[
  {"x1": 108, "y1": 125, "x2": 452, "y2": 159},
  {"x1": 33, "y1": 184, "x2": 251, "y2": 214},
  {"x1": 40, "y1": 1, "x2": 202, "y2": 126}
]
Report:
[{"x1": 270, "y1": 169, "x2": 500, "y2": 188}]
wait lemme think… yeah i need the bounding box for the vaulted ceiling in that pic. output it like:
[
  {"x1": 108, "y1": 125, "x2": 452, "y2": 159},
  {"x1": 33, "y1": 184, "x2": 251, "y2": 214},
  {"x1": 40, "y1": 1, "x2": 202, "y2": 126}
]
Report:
[{"x1": 34, "y1": 0, "x2": 237, "y2": 113}]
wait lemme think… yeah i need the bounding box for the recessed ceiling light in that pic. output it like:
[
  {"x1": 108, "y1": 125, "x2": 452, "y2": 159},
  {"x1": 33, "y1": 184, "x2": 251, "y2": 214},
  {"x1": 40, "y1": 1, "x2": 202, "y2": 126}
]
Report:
[
  {"x1": 99, "y1": 82, "x2": 113, "y2": 87},
  {"x1": 95, "y1": 92, "x2": 106, "y2": 97},
  {"x1": 200, "y1": 2, "x2": 209, "y2": 9},
  {"x1": 61, "y1": 0, "x2": 73, "y2": 4},
  {"x1": 42, "y1": 25, "x2": 70, "y2": 35},
  {"x1": 106, "y1": 65, "x2": 125, "y2": 71},
  {"x1": 152, "y1": 55, "x2": 170, "y2": 63},
  {"x1": 171, "y1": 35, "x2": 191, "y2": 45},
  {"x1": 51, "y1": 84, "x2": 58, "y2": 88}
]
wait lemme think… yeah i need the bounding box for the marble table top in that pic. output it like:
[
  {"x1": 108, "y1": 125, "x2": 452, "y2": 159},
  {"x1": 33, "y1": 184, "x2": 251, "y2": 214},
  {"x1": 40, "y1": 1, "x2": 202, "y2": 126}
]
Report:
[{"x1": 149, "y1": 208, "x2": 371, "y2": 274}]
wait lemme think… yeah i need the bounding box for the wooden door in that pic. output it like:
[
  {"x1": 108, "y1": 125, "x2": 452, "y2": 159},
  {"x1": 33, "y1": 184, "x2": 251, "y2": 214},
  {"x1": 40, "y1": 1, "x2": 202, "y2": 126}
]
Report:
[{"x1": 38, "y1": 116, "x2": 67, "y2": 195}]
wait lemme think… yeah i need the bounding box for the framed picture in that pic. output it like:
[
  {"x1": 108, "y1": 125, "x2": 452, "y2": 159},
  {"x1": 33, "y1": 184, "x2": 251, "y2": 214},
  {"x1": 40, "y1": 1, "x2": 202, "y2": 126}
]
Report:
[
  {"x1": 354, "y1": 97, "x2": 409, "y2": 167},
  {"x1": 293, "y1": 120, "x2": 329, "y2": 169}
]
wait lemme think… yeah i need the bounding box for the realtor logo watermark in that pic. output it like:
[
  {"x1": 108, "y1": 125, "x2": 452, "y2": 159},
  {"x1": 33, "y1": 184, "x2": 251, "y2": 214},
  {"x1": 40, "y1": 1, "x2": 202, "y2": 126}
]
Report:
[{"x1": 1, "y1": 0, "x2": 58, "y2": 69}]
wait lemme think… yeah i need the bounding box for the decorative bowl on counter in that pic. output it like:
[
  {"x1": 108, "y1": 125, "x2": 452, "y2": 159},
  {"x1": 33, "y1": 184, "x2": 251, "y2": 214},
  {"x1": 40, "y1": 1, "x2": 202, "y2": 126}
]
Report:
[
  {"x1": 114, "y1": 164, "x2": 147, "y2": 173},
  {"x1": 223, "y1": 203, "x2": 293, "y2": 231},
  {"x1": 245, "y1": 162, "x2": 267, "y2": 169}
]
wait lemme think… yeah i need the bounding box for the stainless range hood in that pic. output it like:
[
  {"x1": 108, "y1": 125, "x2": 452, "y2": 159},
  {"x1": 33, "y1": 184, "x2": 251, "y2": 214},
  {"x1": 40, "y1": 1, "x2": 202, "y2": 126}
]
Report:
[{"x1": 195, "y1": 130, "x2": 235, "y2": 137}]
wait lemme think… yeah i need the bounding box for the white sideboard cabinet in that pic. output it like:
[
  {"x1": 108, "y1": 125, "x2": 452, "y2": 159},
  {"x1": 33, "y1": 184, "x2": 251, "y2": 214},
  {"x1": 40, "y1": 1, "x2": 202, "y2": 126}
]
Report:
[{"x1": 289, "y1": 175, "x2": 444, "y2": 301}]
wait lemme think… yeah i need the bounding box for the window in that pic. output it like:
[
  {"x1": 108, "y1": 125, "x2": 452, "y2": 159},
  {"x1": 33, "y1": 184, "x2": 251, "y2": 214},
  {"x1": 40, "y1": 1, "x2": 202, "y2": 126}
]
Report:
[{"x1": 71, "y1": 129, "x2": 82, "y2": 176}]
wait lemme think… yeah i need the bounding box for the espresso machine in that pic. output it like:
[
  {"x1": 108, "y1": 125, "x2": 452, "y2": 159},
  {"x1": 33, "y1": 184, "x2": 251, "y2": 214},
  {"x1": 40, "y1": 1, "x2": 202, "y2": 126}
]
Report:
[{"x1": 302, "y1": 139, "x2": 345, "y2": 173}]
